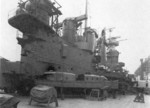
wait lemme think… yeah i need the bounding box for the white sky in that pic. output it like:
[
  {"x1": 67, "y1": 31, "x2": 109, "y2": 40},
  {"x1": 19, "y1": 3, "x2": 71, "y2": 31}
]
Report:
[{"x1": 0, "y1": 0, "x2": 150, "y2": 74}]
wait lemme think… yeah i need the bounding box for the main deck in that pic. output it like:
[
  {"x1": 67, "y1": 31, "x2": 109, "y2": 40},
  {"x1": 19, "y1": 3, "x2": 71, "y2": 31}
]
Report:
[
  {"x1": 36, "y1": 80, "x2": 118, "y2": 89},
  {"x1": 18, "y1": 95, "x2": 150, "y2": 108}
]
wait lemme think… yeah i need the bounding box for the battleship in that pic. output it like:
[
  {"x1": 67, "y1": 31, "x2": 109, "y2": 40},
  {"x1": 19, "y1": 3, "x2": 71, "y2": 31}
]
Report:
[
  {"x1": 1, "y1": 0, "x2": 150, "y2": 108},
  {"x1": 3, "y1": 0, "x2": 135, "y2": 96},
  {"x1": 0, "y1": 0, "x2": 140, "y2": 101}
]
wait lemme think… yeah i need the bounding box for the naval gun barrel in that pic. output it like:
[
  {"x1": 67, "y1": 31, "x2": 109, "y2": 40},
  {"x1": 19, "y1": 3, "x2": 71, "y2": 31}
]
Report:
[{"x1": 74, "y1": 14, "x2": 87, "y2": 22}]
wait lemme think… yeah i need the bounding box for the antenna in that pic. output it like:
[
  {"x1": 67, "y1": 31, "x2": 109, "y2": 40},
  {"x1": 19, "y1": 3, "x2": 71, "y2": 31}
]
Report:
[{"x1": 84, "y1": 0, "x2": 88, "y2": 30}]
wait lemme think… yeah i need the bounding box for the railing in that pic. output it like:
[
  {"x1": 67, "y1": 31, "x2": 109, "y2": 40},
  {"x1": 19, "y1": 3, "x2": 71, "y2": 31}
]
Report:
[
  {"x1": 53, "y1": 0, "x2": 62, "y2": 9},
  {"x1": 8, "y1": 8, "x2": 17, "y2": 19},
  {"x1": 48, "y1": 0, "x2": 62, "y2": 9}
]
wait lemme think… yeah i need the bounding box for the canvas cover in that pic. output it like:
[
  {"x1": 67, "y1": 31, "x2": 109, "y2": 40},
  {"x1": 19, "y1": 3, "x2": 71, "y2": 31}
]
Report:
[{"x1": 30, "y1": 85, "x2": 57, "y2": 103}]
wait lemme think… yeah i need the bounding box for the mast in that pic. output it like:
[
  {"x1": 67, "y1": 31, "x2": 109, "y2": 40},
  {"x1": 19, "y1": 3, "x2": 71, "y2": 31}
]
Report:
[
  {"x1": 101, "y1": 28, "x2": 106, "y2": 65},
  {"x1": 84, "y1": 0, "x2": 88, "y2": 30}
]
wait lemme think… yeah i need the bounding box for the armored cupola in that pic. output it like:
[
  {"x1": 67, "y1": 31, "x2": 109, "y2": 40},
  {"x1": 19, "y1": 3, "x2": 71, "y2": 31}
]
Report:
[{"x1": 62, "y1": 14, "x2": 87, "y2": 44}]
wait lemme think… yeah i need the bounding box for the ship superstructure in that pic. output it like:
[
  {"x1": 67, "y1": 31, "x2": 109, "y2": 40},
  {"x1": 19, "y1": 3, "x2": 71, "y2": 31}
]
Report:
[
  {"x1": 8, "y1": 0, "x2": 100, "y2": 76},
  {"x1": 6, "y1": 0, "x2": 134, "y2": 95}
]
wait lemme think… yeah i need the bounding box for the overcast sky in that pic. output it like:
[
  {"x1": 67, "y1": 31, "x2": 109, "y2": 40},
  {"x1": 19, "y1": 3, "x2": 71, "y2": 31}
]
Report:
[{"x1": 0, "y1": 0, "x2": 150, "y2": 74}]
